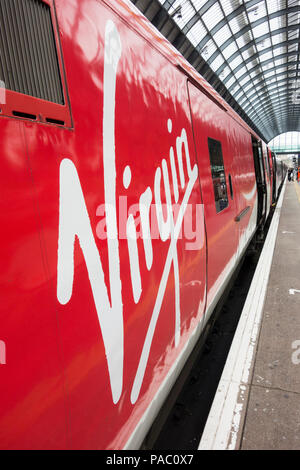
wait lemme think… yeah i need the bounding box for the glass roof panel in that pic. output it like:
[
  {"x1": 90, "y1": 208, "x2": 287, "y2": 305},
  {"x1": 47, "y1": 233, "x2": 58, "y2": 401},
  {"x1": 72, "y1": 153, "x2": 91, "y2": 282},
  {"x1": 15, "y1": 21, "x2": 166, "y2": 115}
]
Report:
[
  {"x1": 243, "y1": 82, "x2": 253, "y2": 91},
  {"x1": 268, "y1": 83, "x2": 279, "y2": 91},
  {"x1": 288, "y1": 55, "x2": 297, "y2": 62},
  {"x1": 246, "y1": 57, "x2": 259, "y2": 72},
  {"x1": 269, "y1": 15, "x2": 286, "y2": 31},
  {"x1": 221, "y1": 0, "x2": 243, "y2": 16},
  {"x1": 242, "y1": 48, "x2": 255, "y2": 60},
  {"x1": 213, "y1": 24, "x2": 232, "y2": 46},
  {"x1": 230, "y1": 54, "x2": 244, "y2": 69},
  {"x1": 239, "y1": 75, "x2": 249, "y2": 86},
  {"x1": 252, "y1": 22, "x2": 269, "y2": 39},
  {"x1": 202, "y1": 3, "x2": 224, "y2": 31},
  {"x1": 249, "y1": 68, "x2": 261, "y2": 79},
  {"x1": 274, "y1": 57, "x2": 286, "y2": 66},
  {"x1": 137, "y1": 0, "x2": 300, "y2": 141},
  {"x1": 261, "y1": 62, "x2": 274, "y2": 71},
  {"x1": 223, "y1": 42, "x2": 238, "y2": 59},
  {"x1": 210, "y1": 53, "x2": 225, "y2": 72},
  {"x1": 288, "y1": 11, "x2": 300, "y2": 27},
  {"x1": 291, "y1": 79, "x2": 300, "y2": 88},
  {"x1": 219, "y1": 65, "x2": 231, "y2": 79},
  {"x1": 273, "y1": 45, "x2": 287, "y2": 56},
  {"x1": 229, "y1": 12, "x2": 248, "y2": 34},
  {"x1": 189, "y1": 0, "x2": 207, "y2": 11},
  {"x1": 235, "y1": 66, "x2": 247, "y2": 79},
  {"x1": 231, "y1": 83, "x2": 240, "y2": 95},
  {"x1": 288, "y1": 29, "x2": 299, "y2": 40},
  {"x1": 267, "y1": 0, "x2": 284, "y2": 15},
  {"x1": 226, "y1": 75, "x2": 236, "y2": 87},
  {"x1": 272, "y1": 32, "x2": 286, "y2": 45},
  {"x1": 202, "y1": 39, "x2": 218, "y2": 57},
  {"x1": 186, "y1": 20, "x2": 207, "y2": 46},
  {"x1": 257, "y1": 37, "x2": 271, "y2": 50},
  {"x1": 275, "y1": 64, "x2": 287, "y2": 74},
  {"x1": 264, "y1": 69, "x2": 275, "y2": 78},
  {"x1": 259, "y1": 50, "x2": 273, "y2": 62},
  {"x1": 288, "y1": 43, "x2": 298, "y2": 53},
  {"x1": 236, "y1": 30, "x2": 253, "y2": 47}
]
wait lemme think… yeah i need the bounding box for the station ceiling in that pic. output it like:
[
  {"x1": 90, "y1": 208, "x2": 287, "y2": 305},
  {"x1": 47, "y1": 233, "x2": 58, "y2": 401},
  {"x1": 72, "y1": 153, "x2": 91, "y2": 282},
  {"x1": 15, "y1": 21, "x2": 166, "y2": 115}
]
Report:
[{"x1": 130, "y1": 0, "x2": 300, "y2": 143}]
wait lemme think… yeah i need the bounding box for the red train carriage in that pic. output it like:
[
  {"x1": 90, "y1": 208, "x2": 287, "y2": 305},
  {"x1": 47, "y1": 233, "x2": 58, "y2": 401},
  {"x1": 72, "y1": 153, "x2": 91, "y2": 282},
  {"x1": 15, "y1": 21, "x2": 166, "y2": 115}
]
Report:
[{"x1": 0, "y1": 0, "x2": 279, "y2": 449}]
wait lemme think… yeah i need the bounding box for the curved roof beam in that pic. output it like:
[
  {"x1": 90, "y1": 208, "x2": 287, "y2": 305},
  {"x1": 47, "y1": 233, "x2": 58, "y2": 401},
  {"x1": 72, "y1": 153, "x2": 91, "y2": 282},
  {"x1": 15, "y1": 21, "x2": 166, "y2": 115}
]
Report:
[
  {"x1": 193, "y1": 6, "x2": 300, "y2": 51},
  {"x1": 227, "y1": 53, "x2": 292, "y2": 94},
  {"x1": 241, "y1": 81, "x2": 299, "y2": 108},
  {"x1": 216, "y1": 37, "x2": 298, "y2": 81}
]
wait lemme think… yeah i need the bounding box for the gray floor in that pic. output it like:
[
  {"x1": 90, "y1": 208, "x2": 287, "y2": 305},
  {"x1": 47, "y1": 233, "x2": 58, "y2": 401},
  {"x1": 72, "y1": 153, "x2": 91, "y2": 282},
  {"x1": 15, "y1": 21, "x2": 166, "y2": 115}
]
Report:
[{"x1": 241, "y1": 182, "x2": 300, "y2": 450}]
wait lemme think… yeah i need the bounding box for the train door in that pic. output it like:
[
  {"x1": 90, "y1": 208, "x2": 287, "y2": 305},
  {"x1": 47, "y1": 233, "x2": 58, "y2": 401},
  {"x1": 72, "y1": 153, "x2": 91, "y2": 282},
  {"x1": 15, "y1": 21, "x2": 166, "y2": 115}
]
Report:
[
  {"x1": 229, "y1": 130, "x2": 258, "y2": 260},
  {"x1": 271, "y1": 152, "x2": 277, "y2": 202},
  {"x1": 251, "y1": 137, "x2": 267, "y2": 226},
  {"x1": 262, "y1": 144, "x2": 271, "y2": 218},
  {"x1": 187, "y1": 81, "x2": 239, "y2": 314},
  {"x1": 0, "y1": 117, "x2": 68, "y2": 447},
  {"x1": 267, "y1": 148, "x2": 273, "y2": 204}
]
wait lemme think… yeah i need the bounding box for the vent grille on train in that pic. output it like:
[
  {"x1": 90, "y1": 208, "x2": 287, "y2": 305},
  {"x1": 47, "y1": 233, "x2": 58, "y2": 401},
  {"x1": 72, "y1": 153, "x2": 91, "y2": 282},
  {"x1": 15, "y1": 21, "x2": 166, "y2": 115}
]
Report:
[{"x1": 0, "y1": 0, "x2": 64, "y2": 104}]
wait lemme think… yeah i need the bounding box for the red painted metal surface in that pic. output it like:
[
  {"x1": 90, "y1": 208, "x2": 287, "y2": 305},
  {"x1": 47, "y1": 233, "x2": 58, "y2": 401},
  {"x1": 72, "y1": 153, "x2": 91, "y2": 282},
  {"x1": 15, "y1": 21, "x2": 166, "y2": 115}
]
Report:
[{"x1": 0, "y1": 0, "x2": 282, "y2": 449}]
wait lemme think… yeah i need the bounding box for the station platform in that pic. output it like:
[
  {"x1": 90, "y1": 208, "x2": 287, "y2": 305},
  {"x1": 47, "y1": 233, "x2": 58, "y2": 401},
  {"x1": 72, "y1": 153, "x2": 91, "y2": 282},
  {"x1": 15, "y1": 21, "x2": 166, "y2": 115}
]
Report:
[{"x1": 199, "y1": 179, "x2": 300, "y2": 450}]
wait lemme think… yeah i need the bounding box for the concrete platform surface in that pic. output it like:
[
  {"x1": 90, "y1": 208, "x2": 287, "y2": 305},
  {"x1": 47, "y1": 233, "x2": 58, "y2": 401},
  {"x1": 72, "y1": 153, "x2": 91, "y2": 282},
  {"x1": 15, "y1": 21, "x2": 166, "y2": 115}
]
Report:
[{"x1": 241, "y1": 181, "x2": 300, "y2": 450}]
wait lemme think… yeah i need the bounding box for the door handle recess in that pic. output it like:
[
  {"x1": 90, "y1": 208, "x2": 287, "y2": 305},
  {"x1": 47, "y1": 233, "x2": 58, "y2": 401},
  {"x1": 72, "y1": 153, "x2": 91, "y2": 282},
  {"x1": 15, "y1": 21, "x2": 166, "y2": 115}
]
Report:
[{"x1": 235, "y1": 206, "x2": 250, "y2": 222}]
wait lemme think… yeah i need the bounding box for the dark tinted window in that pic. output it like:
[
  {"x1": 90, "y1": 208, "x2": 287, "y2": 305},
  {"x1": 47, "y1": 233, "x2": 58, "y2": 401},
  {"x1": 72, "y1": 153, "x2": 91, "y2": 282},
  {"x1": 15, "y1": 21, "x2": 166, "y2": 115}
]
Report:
[
  {"x1": 208, "y1": 138, "x2": 228, "y2": 213},
  {"x1": 0, "y1": 0, "x2": 64, "y2": 104},
  {"x1": 263, "y1": 150, "x2": 269, "y2": 179}
]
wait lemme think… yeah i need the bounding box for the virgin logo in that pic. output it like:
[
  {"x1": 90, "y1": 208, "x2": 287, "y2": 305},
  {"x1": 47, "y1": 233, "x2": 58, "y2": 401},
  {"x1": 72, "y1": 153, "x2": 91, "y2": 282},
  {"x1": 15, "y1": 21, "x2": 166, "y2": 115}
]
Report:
[{"x1": 57, "y1": 21, "x2": 203, "y2": 404}]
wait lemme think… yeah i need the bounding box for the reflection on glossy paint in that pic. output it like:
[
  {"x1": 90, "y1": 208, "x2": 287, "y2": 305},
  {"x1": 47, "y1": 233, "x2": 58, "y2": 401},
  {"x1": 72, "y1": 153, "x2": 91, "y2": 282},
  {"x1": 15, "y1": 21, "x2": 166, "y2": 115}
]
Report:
[
  {"x1": 57, "y1": 19, "x2": 202, "y2": 407},
  {"x1": 0, "y1": 341, "x2": 6, "y2": 365}
]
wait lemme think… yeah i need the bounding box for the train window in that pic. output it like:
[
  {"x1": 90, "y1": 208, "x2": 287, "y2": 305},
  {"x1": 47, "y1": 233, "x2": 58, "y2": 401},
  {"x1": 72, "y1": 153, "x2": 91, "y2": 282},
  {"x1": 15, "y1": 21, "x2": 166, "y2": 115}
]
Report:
[
  {"x1": 208, "y1": 138, "x2": 229, "y2": 213},
  {"x1": 228, "y1": 173, "x2": 234, "y2": 200},
  {"x1": 263, "y1": 149, "x2": 269, "y2": 180},
  {"x1": 0, "y1": 0, "x2": 64, "y2": 104},
  {"x1": 268, "y1": 152, "x2": 272, "y2": 179}
]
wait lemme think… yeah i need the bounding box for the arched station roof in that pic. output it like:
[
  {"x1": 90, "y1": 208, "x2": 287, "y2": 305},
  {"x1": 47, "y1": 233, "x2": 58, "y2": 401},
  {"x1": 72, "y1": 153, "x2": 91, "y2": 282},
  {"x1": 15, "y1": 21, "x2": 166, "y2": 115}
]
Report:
[{"x1": 130, "y1": 0, "x2": 300, "y2": 143}]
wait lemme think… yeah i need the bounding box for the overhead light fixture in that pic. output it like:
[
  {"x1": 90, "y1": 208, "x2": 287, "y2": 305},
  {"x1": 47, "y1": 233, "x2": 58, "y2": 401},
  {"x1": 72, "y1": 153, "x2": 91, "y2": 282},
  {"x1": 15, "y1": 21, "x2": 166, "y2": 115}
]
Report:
[
  {"x1": 201, "y1": 46, "x2": 209, "y2": 58},
  {"x1": 171, "y1": 5, "x2": 182, "y2": 19},
  {"x1": 248, "y1": 6, "x2": 259, "y2": 16},
  {"x1": 257, "y1": 40, "x2": 265, "y2": 49}
]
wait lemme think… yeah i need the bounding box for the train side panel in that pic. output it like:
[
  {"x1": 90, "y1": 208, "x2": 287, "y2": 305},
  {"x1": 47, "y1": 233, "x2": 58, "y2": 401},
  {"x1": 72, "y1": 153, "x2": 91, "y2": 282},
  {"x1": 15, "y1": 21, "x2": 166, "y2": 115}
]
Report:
[{"x1": 20, "y1": 0, "x2": 208, "y2": 449}]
